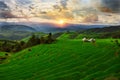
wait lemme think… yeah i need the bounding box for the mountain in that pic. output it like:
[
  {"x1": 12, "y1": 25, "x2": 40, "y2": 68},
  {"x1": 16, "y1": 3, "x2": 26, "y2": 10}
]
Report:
[
  {"x1": 76, "y1": 25, "x2": 120, "y2": 38},
  {"x1": 0, "y1": 25, "x2": 36, "y2": 40},
  {"x1": 10, "y1": 22, "x2": 105, "y2": 33},
  {"x1": 83, "y1": 25, "x2": 120, "y2": 33},
  {"x1": 0, "y1": 25, "x2": 36, "y2": 32},
  {"x1": 0, "y1": 22, "x2": 105, "y2": 33},
  {"x1": 31, "y1": 23, "x2": 105, "y2": 32}
]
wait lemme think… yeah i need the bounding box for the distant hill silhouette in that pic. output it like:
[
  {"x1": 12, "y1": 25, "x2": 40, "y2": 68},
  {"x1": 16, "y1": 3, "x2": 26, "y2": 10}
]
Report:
[
  {"x1": 78, "y1": 25, "x2": 120, "y2": 38},
  {"x1": 0, "y1": 25, "x2": 36, "y2": 40},
  {"x1": 82, "y1": 25, "x2": 120, "y2": 33},
  {"x1": 0, "y1": 25, "x2": 36, "y2": 32}
]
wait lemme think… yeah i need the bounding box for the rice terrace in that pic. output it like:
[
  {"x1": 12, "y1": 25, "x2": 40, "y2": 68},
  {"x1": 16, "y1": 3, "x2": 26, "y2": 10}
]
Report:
[{"x1": 0, "y1": 0, "x2": 120, "y2": 80}]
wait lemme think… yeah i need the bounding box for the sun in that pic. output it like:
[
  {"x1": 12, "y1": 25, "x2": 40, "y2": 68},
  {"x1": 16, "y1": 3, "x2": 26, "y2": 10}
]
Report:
[
  {"x1": 55, "y1": 19, "x2": 67, "y2": 27},
  {"x1": 58, "y1": 20, "x2": 65, "y2": 25}
]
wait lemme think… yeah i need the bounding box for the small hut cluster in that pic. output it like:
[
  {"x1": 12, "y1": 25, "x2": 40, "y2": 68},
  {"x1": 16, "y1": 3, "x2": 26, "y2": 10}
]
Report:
[{"x1": 82, "y1": 37, "x2": 96, "y2": 43}]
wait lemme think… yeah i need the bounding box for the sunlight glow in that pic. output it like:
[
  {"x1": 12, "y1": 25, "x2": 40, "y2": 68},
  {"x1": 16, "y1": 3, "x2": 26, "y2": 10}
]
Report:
[{"x1": 58, "y1": 20, "x2": 65, "y2": 25}]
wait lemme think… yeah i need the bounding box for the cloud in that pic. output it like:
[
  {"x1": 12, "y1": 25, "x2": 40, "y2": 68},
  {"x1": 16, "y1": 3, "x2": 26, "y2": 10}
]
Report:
[
  {"x1": 0, "y1": 0, "x2": 119, "y2": 24},
  {"x1": 0, "y1": 1, "x2": 16, "y2": 18},
  {"x1": 67, "y1": 0, "x2": 120, "y2": 13},
  {"x1": 0, "y1": 1, "x2": 8, "y2": 8},
  {"x1": 53, "y1": 5, "x2": 62, "y2": 12},
  {"x1": 93, "y1": 0, "x2": 120, "y2": 13},
  {"x1": 14, "y1": 0, "x2": 32, "y2": 5},
  {"x1": 60, "y1": 0, "x2": 69, "y2": 9},
  {"x1": 83, "y1": 14, "x2": 98, "y2": 23},
  {"x1": 102, "y1": 0, "x2": 120, "y2": 12},
  {"x1": 0, "y1": 12, "x2": 16, "y2": 18},
  {"x1": 53, "y1": 0, "x2": 69, "y2": 12}
]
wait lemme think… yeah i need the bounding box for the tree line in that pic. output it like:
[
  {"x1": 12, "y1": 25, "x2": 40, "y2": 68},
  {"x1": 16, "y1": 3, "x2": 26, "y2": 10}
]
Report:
[{"x1": 0, "y1": 33, "x2": 55, "y2": 53}]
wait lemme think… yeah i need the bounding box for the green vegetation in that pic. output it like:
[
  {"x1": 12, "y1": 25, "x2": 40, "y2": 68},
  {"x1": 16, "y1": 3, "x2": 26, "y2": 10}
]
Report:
[
  {"x1": 0, "y1": 31, "x2": 33, "y2": 40},
  {"x1": 0, "y1": 33, "x2": 55, "y2": 53},
  {"x1": 0, "y1": 33, "x2": 120, "y2": 80},
  {"x1": 0, "y1": 52, "x2": 7, "y2": 57},
  {"x1": 78, "y1": 25, "x2": 120, "y2": 39}
]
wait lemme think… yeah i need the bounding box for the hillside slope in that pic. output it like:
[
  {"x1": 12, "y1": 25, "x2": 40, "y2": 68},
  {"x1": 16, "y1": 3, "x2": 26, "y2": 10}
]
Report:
[
  {"x1": 0, "y1": 38, "x2": 120, "y2": 80},
  {"x1": 0, "y1": 25, "x2": 36, "y2": 40},
  {"x1": 0, "y1": 25, "x2": 36, "y2": 32},
  {"x1": 82, "y1": 25, "x2": 120, "y2": 33}
]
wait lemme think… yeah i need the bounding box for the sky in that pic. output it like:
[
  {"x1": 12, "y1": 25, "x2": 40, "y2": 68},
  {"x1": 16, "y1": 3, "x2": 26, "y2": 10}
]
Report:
[{"x1": 0, "y1": 0, "x2": 120, "y2": 25}]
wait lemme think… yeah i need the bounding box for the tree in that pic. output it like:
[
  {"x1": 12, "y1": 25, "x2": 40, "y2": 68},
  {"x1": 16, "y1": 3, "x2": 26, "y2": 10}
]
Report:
[
  {"x1": 14, "y1": 42, "x2": 22, "y2": 52},
  {"x1": 20, "y1": 41, "x2": 26, "y2": 49},
  {"x1": 26, "y1": 34, "x2": 36, "y2": 47},
  {"x1": 114, "y1": 40, "x2": 120, "y2": 47},
  {"x1": 46, "y1": 33, "x2": 54, "y2": 44},
  {"x1": 40, "y1": 36, "x2": 45, "y2": 44}
]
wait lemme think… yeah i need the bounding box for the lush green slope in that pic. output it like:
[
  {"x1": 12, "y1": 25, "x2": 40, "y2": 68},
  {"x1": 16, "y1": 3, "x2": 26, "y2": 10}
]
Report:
[
  {"x1": 0, "y1": 52, "x2": 7, "y2": 57},
  {"x1": 0, "y1": 37, "x2": 120, "y2": 80}
]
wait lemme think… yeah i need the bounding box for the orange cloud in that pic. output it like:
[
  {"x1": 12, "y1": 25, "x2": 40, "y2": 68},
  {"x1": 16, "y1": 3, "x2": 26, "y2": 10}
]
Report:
[{"x1": 97, "y1": 7, "x2": 113, "y2": 13}]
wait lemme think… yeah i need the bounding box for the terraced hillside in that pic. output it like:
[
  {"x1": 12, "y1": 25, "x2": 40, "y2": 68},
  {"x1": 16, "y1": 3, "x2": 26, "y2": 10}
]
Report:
[{"x1": 0, "y1": 34, "x2": 120, "y2": 80}]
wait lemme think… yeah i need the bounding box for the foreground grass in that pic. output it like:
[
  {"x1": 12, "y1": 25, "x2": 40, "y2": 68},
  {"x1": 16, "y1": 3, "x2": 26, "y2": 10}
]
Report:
[
  {"x1": 0, "y1": 39, "x2": 120, "y2": 80},
  {"x1": 0, "y1": 52, "x2": 7, "y2": 57}
]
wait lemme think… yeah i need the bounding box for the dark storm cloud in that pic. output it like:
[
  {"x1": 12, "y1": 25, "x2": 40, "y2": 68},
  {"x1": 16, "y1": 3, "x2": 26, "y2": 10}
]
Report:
[
  {"x1": 0, "y1": 1, "x2": 8, "y2": 8},
  {"x1": 97, "y1": 0, "x2": 120, "y2": 13},
  {"x1": 0, "y1": 12, "x2": 16, "y2": 18},
  {"x1": 0, "y1": 1, "x2": 16, "y2": 18}
]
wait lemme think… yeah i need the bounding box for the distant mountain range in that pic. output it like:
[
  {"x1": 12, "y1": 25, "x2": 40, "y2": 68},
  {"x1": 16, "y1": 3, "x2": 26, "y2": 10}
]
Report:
[
  {"x1": 30, "y1": 23, "x2": 105, "y2": 32},
  {"x1": 77, "y1": 25, "x2": 120, "y2": 38},
  {"x1": 0, "y1": 22, "x2": 106, "y2": 40},
  {"x1": 2, "y1": 21, "x2": 120, "y2": 33},
  {"x1": 82, "y1": 25, "x2": 120, "y2": 33},
  {"x1": 0, "y1": 25, "x2": 36, "y2": 32},
  {"x1": 0, "y1": 24, "x2": 35, "y2": 40},
  {"x1": 0, "y1": 21, "x2": 119, "y2": 40},
  {"x1": 0, "y1": 22, "x2": 106, "y2": 33}
]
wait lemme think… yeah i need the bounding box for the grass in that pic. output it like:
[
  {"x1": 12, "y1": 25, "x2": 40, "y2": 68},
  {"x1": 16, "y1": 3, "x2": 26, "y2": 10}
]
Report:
[
  {"x1": 0, "y1": 34, "x2": 120, "y2": 80},
  {"x1": 0, "y1": 52, "x2": 7, "y2": 57}
]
